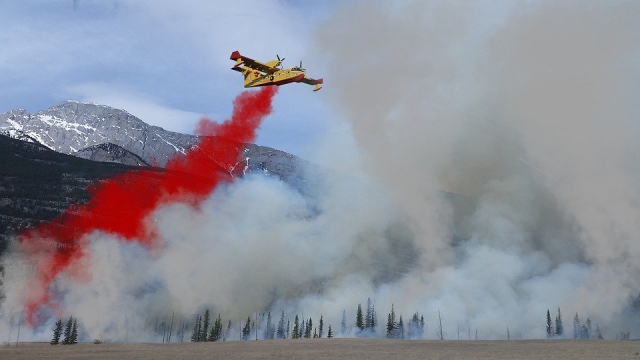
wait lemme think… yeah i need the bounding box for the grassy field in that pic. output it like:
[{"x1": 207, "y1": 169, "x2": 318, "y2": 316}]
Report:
[{"x1": 0, "y1": 339, "x2": 639, "y2": 359}]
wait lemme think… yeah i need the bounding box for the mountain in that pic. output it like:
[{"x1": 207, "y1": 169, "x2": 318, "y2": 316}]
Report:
[
  {"x1": 0, "y1": 101, "x2": 314, "y2": 189},
  {"x1": 0, "y1": 101, "x2": 194, "y2": 166}
]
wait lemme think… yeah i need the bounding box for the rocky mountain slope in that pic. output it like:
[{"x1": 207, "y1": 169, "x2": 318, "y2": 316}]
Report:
[
  {"x1": 0, "y1": 101, "x2": 194, "y2": 166},
  {"x1": 0, "y1": 101, "x2": 314, "y2": 189}
]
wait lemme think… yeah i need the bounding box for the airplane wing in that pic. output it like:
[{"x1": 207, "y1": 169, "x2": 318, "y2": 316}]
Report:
[
  {"x1": 230, "y1": 51, "x2": 278, "y2": 75},
  {"x1": 300, "y1": 76, "x2": 323, "y2": 91}
]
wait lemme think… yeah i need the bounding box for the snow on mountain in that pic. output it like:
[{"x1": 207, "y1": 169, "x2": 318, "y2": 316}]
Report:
[
  {"x1": 0, "y1": 101, "x2": 195, "y2": 166},
  {"x1": 0, "y1": 101, "x2": 316, "y2": 193}
]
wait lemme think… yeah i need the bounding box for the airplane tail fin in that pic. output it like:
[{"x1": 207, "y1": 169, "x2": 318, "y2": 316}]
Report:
[{"x1": 313, "y1": 78, "x2": 323, "y2": 91}]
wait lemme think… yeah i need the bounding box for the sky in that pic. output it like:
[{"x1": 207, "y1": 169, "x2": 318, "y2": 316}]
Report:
[{"x1": 0, "y1": 0, "x2": 338, "y2": 157}]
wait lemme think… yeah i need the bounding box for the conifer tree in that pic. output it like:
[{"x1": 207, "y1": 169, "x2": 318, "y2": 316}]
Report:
[
  {"x1": 286, "y1": 320, "x2": 290, "y2": 339},
  {"x1": 242, "y1": 316, "x2": 252, "y2": 340},
  {"x1": 277, "y1": 311, "x2": 286, "y2": 339},
  {"x1": 305, "y1": 318, "x2": 313, "y2": 338},
  {"x1": 437, "y1": 310, "x2": 444, "y2": 340},
  {"x1": 264, "y1": 312, "x2": 273, "y2": 340},
  {"x1": 50, "y1": 319, "x2": 63, "y2": 345},
  {"x1": 200, "y1": 310, "x2": 210, "y2": 342},
  {"x1": 209, "y1": 314, "x2": 222, "y2": 342},
  {"x1": 546, "y1": 309, "x2": 553, "y2": 338},
  {"x1": 386, "y1": 304, "x2": 397, "y2": 338},
  {"x1": 573, "y1": 313, "x2": 580, "y2": 339},
  {"x1": 70, "y1": 318, "x2": 78, "y2": 344},
  {"x1": 356, "y1": 304, "x2": 364, "y2": 331},
  {"x1": 191, "y1": 314, "x2": 201, "y2": 342},
  {"x1": 409, "y1": 312, "x2": 424, "y2": 339},
  {"x1": 365, "y1": 298, "x2": 372, "y2": 329},
  {"x1": 341, "y1": 310, "x2": 347, "y2": 336},
  {"x1": 555, "y1": 308, "x2": 563, "y2": 337},
  {"x1": 327, "y1": 324, "x2": 334, "y2": 338},
  {"x1": 371, "y1": 305, "x2": 376, "y2": 332},
  {"x1": 62, "y1": 316, "x2": 73, "y2": 345},
  {"x1": 319, "y1": 315, "x2": 324, "y2": 338},
  {"x1": 292, "y1": 315, "x2": 300, "y2": 339},
  {"x1": 398, "y1": 315, "x2": 404, "y2": 339}
]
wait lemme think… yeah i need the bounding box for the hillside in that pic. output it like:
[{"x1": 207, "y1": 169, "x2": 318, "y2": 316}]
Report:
[{"x1": 0, "y1": 134, "x2": 160, "y2": 251}]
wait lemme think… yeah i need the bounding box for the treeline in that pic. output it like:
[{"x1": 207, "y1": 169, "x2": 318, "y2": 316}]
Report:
[
  {"x1": 50, "y1": 316, "x2": 79, "y2": 345},
  {"x1": 186, "y1": 298, "x2": 427, "y2": 343},
  {"x1": 545, "y1": 307, "x2": 608, "y2": 339}
]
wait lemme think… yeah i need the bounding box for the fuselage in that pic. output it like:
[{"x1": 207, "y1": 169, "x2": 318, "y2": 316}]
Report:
[{"x1": 243, "y1": 67, "x2": 305, "y2": 88}]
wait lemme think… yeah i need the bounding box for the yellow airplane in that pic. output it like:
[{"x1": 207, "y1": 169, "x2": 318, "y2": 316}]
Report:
[{"x1": 230, "y1": 51, "x2": 323, "y2": 91}]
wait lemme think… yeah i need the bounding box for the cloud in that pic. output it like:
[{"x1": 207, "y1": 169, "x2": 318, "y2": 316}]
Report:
[{"x1": 64, "y1": 82, "x2": 204, "y2": 134}]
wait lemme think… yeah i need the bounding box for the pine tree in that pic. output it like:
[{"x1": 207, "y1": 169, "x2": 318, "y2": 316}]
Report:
[
  {"x1": 264, "y1": 312, "x2": 273, "y2": 340},
  {"x1": 70, "y1": 318, "x2": 78, "y2": 344},
  {"x1": 573, "y1": 313, "x2": 580, "y2": 339},
  {"x1": 50, "y1": 319, "x2": 63, "y2": 345},
  {"x1": 209, "y1": 314, "x2": 222, "y2": 341},
  {"x1": 277, "y1": 311, "x2": 286, "y2": 339},
  {"x1": 546, "y1": 309, "x2": 553, "y2": 338},
  {"x1": 292, "y1": 315, "x2": 300, "y2": 339},
  {"x1": 319, "y1": 315, "x2": 324, "y2": 338},
  {"x1": 356, "y1": 304, "x2": 364, "y2": 331},
  {"x1": 341, "y1": 310, "x2": 347, "y2": 336},
  {"x1": 305, "y1": 318, "x2": 313, "y2": 338},
  {"x1": 398, "y1": 315, "x2": 404, "y2": 339},
  {"x1": 191, "y1": 314, "x2": 201, "y2": 342},
  {"x1": 365, "y1": 298, "x2": 372, "y2": 329},
  {"x1": 286, "y1": 320, "x2": 290, "y2": 339},
  {"x1": 555, "y1": 308, "x2": 563, "y2": 337},
  {"x1": 62, "y1": 316, "x2": 73, "y2": 345},
  {"x1": 328, "y1": 324, "x2": 334, "y2": 338},
  {"x1": 242, "y1": 316, "x2": 252, "y2": 340},
  {"x1": 201, "y1": 310, "x2": 210, "y2": 342},
  {"x1": 371, "y1": 305, "x2": 376, "y2": 332},
  {"x1": 409, "y1": 312, "x2": 423, "y2": 339},
  {"x1": 386, "y1": 304, "x2": 397, "y2": 338}
]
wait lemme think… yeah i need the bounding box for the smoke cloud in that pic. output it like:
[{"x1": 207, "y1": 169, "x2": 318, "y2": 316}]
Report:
[
  {"x1": 313, "y1": 0, "x2": 640, "y2": 338},
  {"x1": 2, "y1": 0, "x2": 640, "y2": 343}
]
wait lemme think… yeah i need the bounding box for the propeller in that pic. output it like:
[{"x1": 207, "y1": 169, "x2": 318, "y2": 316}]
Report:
[
  {"x1": 277, "y1": 54, "x2": 285, "y2": 68},
  {"x1": 299, "y1": 60, "x2": 306, "y2": 72}
]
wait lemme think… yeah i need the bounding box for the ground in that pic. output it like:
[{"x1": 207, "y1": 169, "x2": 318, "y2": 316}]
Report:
[{"x1": 0, "y1": 339, "x2": 639, "y2": 359}]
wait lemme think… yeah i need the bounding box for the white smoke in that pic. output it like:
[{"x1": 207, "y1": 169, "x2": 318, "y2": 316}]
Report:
[{"x1": 2, "y1": 0, "x2": 640, "y2": 342}]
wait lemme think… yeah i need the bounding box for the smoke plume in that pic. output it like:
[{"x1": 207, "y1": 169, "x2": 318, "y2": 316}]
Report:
[
  {"x1": 313, "y1": 0, "x2": 640, "y2": 339},
  {"x1": 4, "y1": 86, "x2": 278, "y2": 332}
]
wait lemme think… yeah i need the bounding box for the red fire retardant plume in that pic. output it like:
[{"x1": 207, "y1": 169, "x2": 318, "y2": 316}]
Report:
[{"x1": 18, "y1": 86, "x2": 279, "y2": 325}]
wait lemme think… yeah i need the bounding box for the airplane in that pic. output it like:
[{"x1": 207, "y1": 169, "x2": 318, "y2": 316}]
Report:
[{"x1": 230, "y1": 51, "x2": 323, "y2": 91}]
